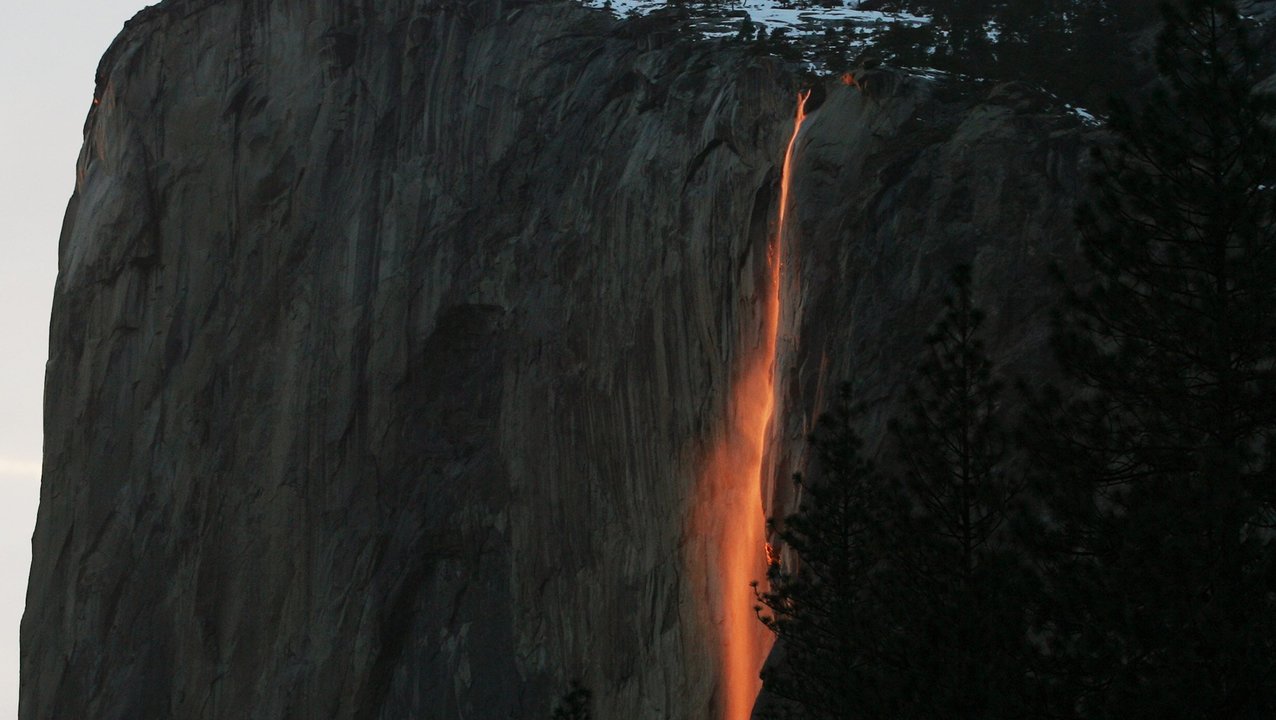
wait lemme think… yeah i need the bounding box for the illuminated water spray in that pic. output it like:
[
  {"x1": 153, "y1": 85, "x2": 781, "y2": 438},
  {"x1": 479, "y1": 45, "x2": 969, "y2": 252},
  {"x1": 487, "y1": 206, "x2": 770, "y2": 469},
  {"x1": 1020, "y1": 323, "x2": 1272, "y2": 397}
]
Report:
[{"x1": 697, "y1": 89, "x2": 812, "y2": 720}]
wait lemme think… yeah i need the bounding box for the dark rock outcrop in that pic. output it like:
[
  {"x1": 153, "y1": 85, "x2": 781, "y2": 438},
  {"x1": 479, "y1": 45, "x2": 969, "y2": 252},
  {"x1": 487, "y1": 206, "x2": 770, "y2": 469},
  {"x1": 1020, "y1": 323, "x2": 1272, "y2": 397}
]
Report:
[{"x1": 22, "y1": 1, "x2": 1092, "y2": 718}]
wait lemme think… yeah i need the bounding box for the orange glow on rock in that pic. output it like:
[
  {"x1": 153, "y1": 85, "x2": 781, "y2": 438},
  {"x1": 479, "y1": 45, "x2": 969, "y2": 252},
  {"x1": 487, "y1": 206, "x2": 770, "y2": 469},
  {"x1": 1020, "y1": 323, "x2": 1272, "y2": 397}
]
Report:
[
  {"x1": 840, "y1": 72, "x2": 858, "y2": 88},
  {"x1": 696, "y1": 90, "x2": 811, "y2": 720}
]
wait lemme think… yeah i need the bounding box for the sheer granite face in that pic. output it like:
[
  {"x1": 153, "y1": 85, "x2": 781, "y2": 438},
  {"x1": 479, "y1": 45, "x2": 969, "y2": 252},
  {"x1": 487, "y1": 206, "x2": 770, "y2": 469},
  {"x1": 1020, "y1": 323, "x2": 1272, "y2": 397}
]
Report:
[{"x1": 22, "y1": 2, "x2": 1089, "y2": 718}]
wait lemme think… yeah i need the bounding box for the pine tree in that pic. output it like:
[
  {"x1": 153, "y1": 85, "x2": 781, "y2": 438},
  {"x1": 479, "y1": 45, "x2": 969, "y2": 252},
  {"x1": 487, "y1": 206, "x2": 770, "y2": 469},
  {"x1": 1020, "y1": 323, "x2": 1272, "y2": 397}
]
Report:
[
  {"x1": 1026, "y1": 1, "x2": 1276, "y2": 716},
  {"x1": 756, "y1": 268, "x2": 1031, "y2": 719},
  {"x1": 754, "y1": 386, "x2": 896, "y2": 720},
  {"x1": 882, "y1": 0, "x2": 996, "y2": 74},
  {"x1": 885, "y1": 265, "x2": 1032, "y2": 719}
]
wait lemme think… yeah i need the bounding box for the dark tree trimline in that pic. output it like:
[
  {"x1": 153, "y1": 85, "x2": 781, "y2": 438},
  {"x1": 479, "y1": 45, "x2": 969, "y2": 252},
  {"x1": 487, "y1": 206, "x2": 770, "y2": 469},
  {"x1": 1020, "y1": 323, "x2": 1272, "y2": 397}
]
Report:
[{"x1": 1024, "y1": 0, "x2": 1276, "y2": 716}]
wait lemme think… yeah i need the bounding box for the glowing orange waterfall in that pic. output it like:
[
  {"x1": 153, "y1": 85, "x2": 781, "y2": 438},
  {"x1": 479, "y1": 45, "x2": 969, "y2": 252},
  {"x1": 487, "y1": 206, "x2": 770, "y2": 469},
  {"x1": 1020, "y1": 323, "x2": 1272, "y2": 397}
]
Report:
[{"x1": 697, "y1": 89, "x2": 811, "y2": 720}]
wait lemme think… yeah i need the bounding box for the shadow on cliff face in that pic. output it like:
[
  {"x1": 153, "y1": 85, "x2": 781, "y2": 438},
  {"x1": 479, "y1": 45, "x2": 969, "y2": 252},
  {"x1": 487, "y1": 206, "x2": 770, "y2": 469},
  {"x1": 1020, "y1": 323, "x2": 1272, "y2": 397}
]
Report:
[
  {"x1": 758, "y1": 69, "x2": 1096, "y2": 654},
  {"x1": 23, "y1": 0, "x2": 1097, "y2": 718}
]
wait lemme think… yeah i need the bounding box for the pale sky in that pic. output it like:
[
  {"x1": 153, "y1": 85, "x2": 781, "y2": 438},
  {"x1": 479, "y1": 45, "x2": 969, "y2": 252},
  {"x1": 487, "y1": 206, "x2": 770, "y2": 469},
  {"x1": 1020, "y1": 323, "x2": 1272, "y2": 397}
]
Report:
[{"x1": 0, "y1": 1, "x2": 152, "y2": 715}]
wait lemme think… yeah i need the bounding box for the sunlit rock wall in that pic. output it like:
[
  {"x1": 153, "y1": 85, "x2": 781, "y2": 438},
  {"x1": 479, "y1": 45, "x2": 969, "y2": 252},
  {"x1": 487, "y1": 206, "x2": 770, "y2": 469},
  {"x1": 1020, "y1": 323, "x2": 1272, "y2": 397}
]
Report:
[{"x1": 23, "y1": 1, "x2": 794, "y2": 716}]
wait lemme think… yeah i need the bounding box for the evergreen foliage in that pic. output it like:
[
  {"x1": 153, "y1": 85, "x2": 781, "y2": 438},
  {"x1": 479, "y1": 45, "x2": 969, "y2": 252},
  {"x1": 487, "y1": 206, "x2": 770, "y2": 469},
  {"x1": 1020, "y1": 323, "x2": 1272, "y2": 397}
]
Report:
[
  {"x1": 757, "y1": 268, "x2": 1029, "y2": 719},
  {"x1": 1024, "y1": 1, "x2": 1276, "y2": 716},
  {"x1": 754, "y1": 386, "x2": 893, "y2": 719},
  {"x1": 871, "y1": 0, "x2": 1164, "y2": 105},
  {"x1": 885, "y1": 265, "x2": 1032, "y2": 719},
  {"x1": 756, "y1": 3, "x2": 1276, "y2": 717}
]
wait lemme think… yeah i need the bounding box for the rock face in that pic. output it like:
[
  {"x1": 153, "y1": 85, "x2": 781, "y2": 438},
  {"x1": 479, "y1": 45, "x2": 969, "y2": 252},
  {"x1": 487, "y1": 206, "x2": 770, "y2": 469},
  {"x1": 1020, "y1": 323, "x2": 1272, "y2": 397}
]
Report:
[
  {"x1": 767, "y1": 78, "x2": 1092, "y2": 512},
  {"x1": 21, "y1": 1, "x2": 1091, "y2": 718}
]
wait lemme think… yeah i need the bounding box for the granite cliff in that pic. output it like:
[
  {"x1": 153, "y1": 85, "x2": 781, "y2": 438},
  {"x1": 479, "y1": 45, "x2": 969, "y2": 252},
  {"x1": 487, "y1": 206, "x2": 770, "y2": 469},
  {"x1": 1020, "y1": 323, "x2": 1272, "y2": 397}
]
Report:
[{"x1": 22, "y1": 1, "x2": 1091, "y2": 718}]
